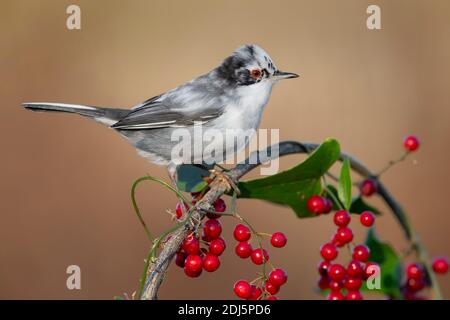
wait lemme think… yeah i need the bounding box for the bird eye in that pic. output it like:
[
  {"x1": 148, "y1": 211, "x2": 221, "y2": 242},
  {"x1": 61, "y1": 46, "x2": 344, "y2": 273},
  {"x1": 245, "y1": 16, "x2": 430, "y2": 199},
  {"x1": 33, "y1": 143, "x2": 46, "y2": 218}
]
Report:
[{"x1": 250, "y1": 69, "x2": 262, "y2": 79}]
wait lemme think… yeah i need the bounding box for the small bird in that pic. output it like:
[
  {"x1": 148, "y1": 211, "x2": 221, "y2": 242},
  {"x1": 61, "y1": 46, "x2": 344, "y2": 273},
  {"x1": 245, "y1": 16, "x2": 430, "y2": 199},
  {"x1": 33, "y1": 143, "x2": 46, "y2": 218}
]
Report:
[{"x1": 23, "y1": 44, "x2": 298, "y2": 188}]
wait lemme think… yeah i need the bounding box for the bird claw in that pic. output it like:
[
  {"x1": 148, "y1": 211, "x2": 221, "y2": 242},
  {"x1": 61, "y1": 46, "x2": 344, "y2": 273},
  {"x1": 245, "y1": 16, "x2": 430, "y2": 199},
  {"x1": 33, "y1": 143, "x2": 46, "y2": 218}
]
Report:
[{"x1": 209, "y1": 169, "x2": 240, "y2": 196}]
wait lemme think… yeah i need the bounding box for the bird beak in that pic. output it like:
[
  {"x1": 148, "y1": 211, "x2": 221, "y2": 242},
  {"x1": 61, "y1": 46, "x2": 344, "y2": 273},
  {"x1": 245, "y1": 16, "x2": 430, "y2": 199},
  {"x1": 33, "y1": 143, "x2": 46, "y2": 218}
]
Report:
[{"x1": 271, "y1": 70, "x2": 299, "y2": 80}]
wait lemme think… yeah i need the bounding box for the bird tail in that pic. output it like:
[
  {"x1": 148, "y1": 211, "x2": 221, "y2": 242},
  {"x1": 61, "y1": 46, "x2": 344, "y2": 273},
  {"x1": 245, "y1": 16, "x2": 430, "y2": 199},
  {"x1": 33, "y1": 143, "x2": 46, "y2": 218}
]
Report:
[{"x1": 22, "y1": 102, "x2": 129, "y2": 126}]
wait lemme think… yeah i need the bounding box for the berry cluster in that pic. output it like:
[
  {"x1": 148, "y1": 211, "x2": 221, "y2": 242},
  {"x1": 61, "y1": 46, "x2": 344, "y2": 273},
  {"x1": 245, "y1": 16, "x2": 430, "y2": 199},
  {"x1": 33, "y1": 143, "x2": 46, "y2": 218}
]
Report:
[
  {"x1": 175, "y1": 197, "x2": 227, "y2": 278},
  {"x1": 314, "y1": 206, "x2": 377, "y2": 300},
  {"x1": 401, "y1": 258, "x2": 448, "y2": 300},
  {"x1": 174, "y1": 195, "x2": 288, "y2": 299},
  {"x1": 233, "y1": 223, "x2": 288, "y2": 300},
  {"x1": 402, "y1": 262, "x2": 429, "y2": 300}
]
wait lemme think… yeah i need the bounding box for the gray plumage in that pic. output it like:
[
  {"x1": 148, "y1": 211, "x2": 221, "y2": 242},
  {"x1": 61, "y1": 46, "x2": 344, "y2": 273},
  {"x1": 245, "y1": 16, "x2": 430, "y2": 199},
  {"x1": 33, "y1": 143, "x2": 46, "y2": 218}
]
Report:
[{"x1": 23, "y1": 44, "x2": 298, "y2": 169}]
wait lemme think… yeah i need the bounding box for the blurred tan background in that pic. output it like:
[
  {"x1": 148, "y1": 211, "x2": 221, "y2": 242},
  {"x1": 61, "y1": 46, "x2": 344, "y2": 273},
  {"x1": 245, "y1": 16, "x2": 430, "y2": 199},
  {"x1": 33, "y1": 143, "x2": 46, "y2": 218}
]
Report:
[{"x1": 1, "y1": 0, "x2": 449, "y2": 299}]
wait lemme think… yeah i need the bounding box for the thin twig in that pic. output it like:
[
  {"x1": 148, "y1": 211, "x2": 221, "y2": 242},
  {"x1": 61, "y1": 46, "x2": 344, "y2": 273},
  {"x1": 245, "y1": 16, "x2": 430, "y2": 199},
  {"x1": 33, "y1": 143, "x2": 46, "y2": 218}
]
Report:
[{"x1": 375, "y1": 151, "x2": 408, "y2": 177}]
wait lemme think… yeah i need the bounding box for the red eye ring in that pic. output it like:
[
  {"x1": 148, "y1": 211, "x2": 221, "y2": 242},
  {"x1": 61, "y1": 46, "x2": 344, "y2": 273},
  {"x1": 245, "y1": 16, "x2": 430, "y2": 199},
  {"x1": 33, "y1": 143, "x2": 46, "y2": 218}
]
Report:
[{"x1": 250, "y1": 69, "x2": 262, "y2": 79}]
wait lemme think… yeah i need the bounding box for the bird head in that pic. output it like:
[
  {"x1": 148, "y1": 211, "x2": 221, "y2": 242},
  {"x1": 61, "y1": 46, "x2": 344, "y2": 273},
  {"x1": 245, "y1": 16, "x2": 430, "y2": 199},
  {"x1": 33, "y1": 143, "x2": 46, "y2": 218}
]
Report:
[{"x1": 216, "y1": 44, "x2": 299, "y2": 86}]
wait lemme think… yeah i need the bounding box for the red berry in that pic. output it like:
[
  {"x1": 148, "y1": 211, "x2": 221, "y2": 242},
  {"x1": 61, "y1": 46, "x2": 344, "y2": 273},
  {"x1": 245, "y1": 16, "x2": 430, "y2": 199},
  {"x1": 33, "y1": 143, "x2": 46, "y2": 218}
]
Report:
[
  {"x1": 214, "y1": 198, "x2": 226, "y2": 211},
  {"x1": 251, "y1": 248, "x2": 269, "y2": 265},
  {"x1": 203, "y1": 254, "x2": 220, "y2": 272},
  {"x1": 271, "y1": 232, "x2": 287, "y2": 248},
  {"x1": 352, "y1": 245, "x2": 370, "y2": 262},
  {"x1": 235, "y1": 242, "x2": 253, "y2": 259},
  {"x1": 209, "y1": 237, "x2": 226, "y2": 256},
  {"x1": 332, "y1": 234, "x2": 346, "y2": 248},
  {"x1": 266, "y1": 296, "x2": 278, "y2": 300},
  {"x1": 346, "y1": 291, "x2": 363, "y2": 300},
  {"x1": 207, "y1": 198, "x2": 226, "y2": 219},
  {"x1": 347, "y1": 260, "x2": 364, "y2": 278},
  {"x1": 175, "y1": 251, "x2": 187, "y2": 268},
  {"x1": 184, "y1": 266, "x2": 202, "y2": 278},
  {"x1": 184, "y1": 254, "x2": 203, "y2": 273},
  {"x1": 323, "y1": 198, "x2": 333, "y2": 214},
  {"x1": 327, "y1": 291, "x2": 345, "y2": 300},
  {"x1": 265, "y1": 281, "x2": 280, "y2": 295},
  {"x1": 329, "y1": 280, "x2": 342, "y2": 292},
  {"x1": 335, "y1": 227, "x2": 354, "y2": 244},
  {"x1": 403, "y1": 290, "x2": 421, "y2": 300},
  {"x1": 432, "y1": 257, "x2": 449, "y2": 274},
  {"x1": 206, "y1": 212, "x2": 219, "y2": 219},
  {"x1": 234, "y1": 280, "x2": 252, "y2": 299},
  {"x1": 406, "y1": 263, "x2": 423, "y2": 280},
  {"x1": 320, "y1": 243, "x2": 338, "y2": 261},
  {"x1": 364, "y1": 262, "x2": 379, "y2": 280},
  {"x1": 318, "y1": 276, "x2": 329, "y2": 290},
  {"x1": 403, "y1": 135, "x2": 420, "y2": 152},
  {"x1": 203, "y1": 219, "x2": 222, "y2": 240},
  {"x1": 248, "y1": 286, "x2": 263, "y2": 300},
  {"x1": 201, "y1": 230, "x2": 213, "y2": 242},
  {"x1": 318, "y1": 260, "x2": 332, "y2": 276},
  {"x1": 360, "y1": 211, "x2": 375, "y2": 227},
  {"x1": 406, "y1": 278, "x2": 424, "y2": 292},
  {"x1": 328, "y1": 264, "x2": 346, "y2": 281},
  {"x1": 307, "y1": 195, "x2": 327, "y2": 214},
  {"x1": 182, "y1": 235, "x2": 200, "y2": 255},
  {"x1": 269, "y1": 268, "x2": 288, "y2": 287},
  {"x1": 333, "y1": 210, "x2": 351, "y2": 227},
  {"x1": 344, "y1": 277, "x2": 362, "y2": 291},
  {"x1": 233, "y1": 224, "x2": 251, "y2": 242},
  {"x1": 360, "y1": 179, "x2": 377, "y2": 197},
  {"x1": 175, "y1": 202, "x2": 188, "y2": 219}
]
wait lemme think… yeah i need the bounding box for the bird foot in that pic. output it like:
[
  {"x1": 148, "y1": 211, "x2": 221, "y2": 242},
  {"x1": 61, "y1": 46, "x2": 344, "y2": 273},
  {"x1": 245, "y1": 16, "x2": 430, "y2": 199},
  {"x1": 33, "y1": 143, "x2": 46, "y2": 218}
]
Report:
[{"x1": 209, "y1": 169, "x2": 240, "y2": 196}]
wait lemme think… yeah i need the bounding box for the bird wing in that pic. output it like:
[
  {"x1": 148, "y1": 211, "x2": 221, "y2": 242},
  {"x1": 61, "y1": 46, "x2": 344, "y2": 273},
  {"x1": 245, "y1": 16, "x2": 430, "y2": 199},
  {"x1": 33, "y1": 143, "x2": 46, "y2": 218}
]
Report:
[
  {"x1": 112, "y1": 72, "x2": 228, "y2": 130},
  {"x1": 111, "y1": 97, "x2": 223, "y2": 130}
]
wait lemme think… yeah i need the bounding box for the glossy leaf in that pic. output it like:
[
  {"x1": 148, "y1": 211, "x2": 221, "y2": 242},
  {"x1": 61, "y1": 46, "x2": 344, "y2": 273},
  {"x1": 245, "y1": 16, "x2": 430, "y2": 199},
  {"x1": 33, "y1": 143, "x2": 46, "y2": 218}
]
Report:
[
  {"x1": 338, "y1": 158, "x2": 352, "y2": 211},
  {"x1": 238, "y1": 139, "x2": 341, "y2": 217}
]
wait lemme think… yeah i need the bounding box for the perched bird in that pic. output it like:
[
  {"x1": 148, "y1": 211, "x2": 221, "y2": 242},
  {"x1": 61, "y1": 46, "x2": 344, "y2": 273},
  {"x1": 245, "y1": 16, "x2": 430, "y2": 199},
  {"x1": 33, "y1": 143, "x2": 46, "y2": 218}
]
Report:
[{"x1": 23, "y1": 44, "x2": 298, "y2": 188}]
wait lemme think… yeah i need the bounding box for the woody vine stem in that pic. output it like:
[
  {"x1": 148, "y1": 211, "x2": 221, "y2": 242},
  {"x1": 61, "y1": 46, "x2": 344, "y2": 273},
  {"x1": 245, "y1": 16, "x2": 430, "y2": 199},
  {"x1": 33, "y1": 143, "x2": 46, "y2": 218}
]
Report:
[{"x1": 132, "y1": 141, "x2": 442, "y2": 300}]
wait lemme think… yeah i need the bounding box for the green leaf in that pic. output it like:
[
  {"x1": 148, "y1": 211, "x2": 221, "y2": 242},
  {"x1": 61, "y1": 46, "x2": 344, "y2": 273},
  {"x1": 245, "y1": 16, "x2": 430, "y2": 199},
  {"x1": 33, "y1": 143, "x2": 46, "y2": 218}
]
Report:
[
  {"x1": 238, "y1": 138, "x2": 341, "y2": 218},
  {"x1": 176, "y1": 164, "x2": 211, "y2": 192},
  {"x1": 338, "y1": 158, "x2": 352, "y2": 211},
  {"x1": 350, "y1": 196, "x2": 381, "y2": 215},
  {"x1": 363, "y1": 228, "x2": 403, "y2": 299}
]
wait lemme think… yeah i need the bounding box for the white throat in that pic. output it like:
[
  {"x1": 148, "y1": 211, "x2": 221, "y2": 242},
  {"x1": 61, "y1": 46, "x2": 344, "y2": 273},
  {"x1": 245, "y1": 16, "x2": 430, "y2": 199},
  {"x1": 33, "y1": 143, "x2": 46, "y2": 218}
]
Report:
[
  {"x1": 235, "y1": 81, "x2": 273, "y2": 127},
  {"x1": 214, "y1": 80, "x2": 274, "y2": 136}
]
